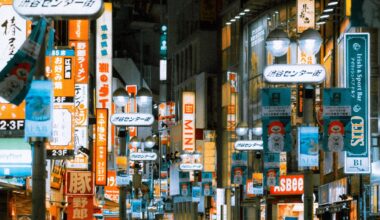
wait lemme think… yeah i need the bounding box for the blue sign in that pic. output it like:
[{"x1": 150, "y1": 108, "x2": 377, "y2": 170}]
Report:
[
  {"x1": 264, "y1": 153, "x2": 280, "y2": 189},
  {"x1": 132, "y1": 199, "x2": 143, "y2": 218},
  {"x1": 0, "y1": 138, "x2": 31, "y2": 177},
  {"x1": 24, "y1": 80, "x2": 53, "y2": 138},
  {"x1": 298, "y1": 126, "x2": 319, "y2": 167},
  {"x1": 192, "y1": 186, "x2": 201, "y2": 202},
  {"x1": 344, "y1": 33, "x2": 370, "y2": 174}
]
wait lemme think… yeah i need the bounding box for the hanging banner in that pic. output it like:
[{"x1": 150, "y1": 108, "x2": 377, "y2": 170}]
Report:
[
  {"x1": 0, "y1": 18, "x2": 47, "y2": 105},
  {"x1": 192, "y1": 186, "x2": 201, "y2": 202},
  {"x1": 24, "y1": 80, "x2": 53, "y2": 138},
  {"x1": 298, "y1": 126, "x2": 319, "y2": 167},
  {"x1": 95, "y1": 108, "x2": 108, "y2": 185},
  {"x1": 131, "y1": 199, "x2": 143, "y2": 219},
  {"x1": 202, "y1": 172, "x2": 213, "y2": 196},
  {"x1": 297, "y1": 0, "x2": 315, "y2": 33},
  {"x1": 231, "y1": 152, "x2": 248, "y2": 185},
  {"x1": 322, "y1": 88, "x2": 351, "y2": 152},
  {"x1": 0, "y1": 4, "x2": 27, "y2": 71},
  {"x1": 344, "y1": 33, "x2": 370, "y2": 174},
  {"x1": 182, "y1": 91, "x2": 195, "y2": 152},
  {"x1": 264, "y1": 153, "x2": 280, "y2": 189},
  {"x1": 251, "y1": 173, "x2": 264, "y2": 195},
  {"x1": 261, "y1": 88, "x2": 292, "y2": 153}
]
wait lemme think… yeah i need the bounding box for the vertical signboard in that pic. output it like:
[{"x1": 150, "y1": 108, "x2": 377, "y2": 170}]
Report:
[
  {"x1": 298, "y1": 126, "x2": 319, "y2": 167},
  {"x1": 68, "y1": 20, "x2": 89, "y2": 41},
  {"x1": 344, "y1": 33, "x2": 370, "y2": 174},
  {"x1": 297, "y1": 0, "x2": 315, "y2": 33},
  {"x1": 0, "y1": 4, "x2": 26, "y2": 71},
  {"x1": 46, "y1": 49, "x2": 75, "y2": 158},
  {"x1": 104, "y1": 170, "x2": 119, "y2": 203},
  {"x1": 95, "y1": 108, "x2": 108, "y2": 185},
  {"x1": 182, "y1": 92, "x2": 195, "y2": 152},
  {"x1": 96, "y1": 3, "x2": 112, "y2": 152},
  {"x1": 25, "y1": 80, "x2": 53, "y2": 138}
]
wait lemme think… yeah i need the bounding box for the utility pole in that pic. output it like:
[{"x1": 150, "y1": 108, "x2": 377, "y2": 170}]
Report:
[
  {"x1": 119, "y1": 126, "x2": 128, "y2": 220},
  {"x1": 303, "y1": 85, "x2": 314, "y2": 220}
]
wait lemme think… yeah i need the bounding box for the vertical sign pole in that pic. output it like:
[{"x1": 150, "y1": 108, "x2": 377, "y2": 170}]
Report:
[{"x1": 119, "y1": 126, "x2": 128, "y2": 220}]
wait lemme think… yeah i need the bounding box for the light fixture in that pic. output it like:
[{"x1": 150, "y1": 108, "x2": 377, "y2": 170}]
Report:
[
  {"x1": 239, "y1": 12, "x2": 245, "y2": 16},
  {"x1": 130, "y1": 136, "x2": 141, "y2": 148},
  {"x1": 244, "y1": 8, "x2": 250, "y2": 12},
  {"x1": 265, "y1": 28, "x2": 290, "y2": 57},
  {"x1": 136, "y1": 87, "x2": 152, "y2": 106},
  {"x1": 275, "y1": 10, "x2": 279, "y2": 14},
  {"x1": 323, "y1": 7, "x2": 334, "y2": 13},
  {"x1": 327, "y1": 0, "x2": 338, "y2": 6},
  {"x1": 226, "y1": 22, "x2": 231, "y2": 25},
  {"x1": 316, "y1": 20, "x2": 327, "y2": 25},
  {"x1": 235, "y1": 15, "x2": 240, "y2": 19},
  {"x1": 230, "y1": 18, "x2": 236, "y2": 22},
  {"x1": 252, "y1": 121, "x2": 263, "y2": 136},
  {"x1": 144, "y1": 136, "x2": 156, "y2": 148},
  {"x1": 112, "y1": 88, "x2": 129, "y2": 108},
  {"x1": 319, "y1": 14, "x2": 330, "y2": 19},
  {"x1": 235, "y1": 121, "x2": 249, "y2": 137},
  {"x1": 298, "y1": 28, "x2": 322, "y2": 55}
]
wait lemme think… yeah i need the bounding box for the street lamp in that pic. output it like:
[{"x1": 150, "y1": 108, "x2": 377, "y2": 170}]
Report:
[
  {"x1": 265, "y1": 28, "x2": 290, "y2": 57},
  {"x1": 136, "y1": 87, "x2": 153, "y2": 109},
  {"x1": 112, "y1": 88, "x2": 129, "y2": 220},
  {"x1": 265, "y1": 28, "x2": 322, "y2": 220}
]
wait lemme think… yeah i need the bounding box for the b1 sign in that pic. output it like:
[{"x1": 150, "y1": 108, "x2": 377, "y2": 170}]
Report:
[
  {"x1": 13, "y1": 0, "x2": 103, "y2": 19},
  {"x1": 264, "y1": 64, "x2": 326, "y2": 83}
]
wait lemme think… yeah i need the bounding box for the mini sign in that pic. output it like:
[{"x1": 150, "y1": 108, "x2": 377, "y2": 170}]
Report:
[
  {"x1": 13, "y1": 0, "x2": 103, "y2": 19},
  {"x1": 110, "y1": 113, "x2": 154, "y2": 126},
  {"x1": 129, "y1": 152, "x2": 157, "y2": 161},
  {"x1": 179, "y1": 163, "x2": 203, "y2": 171},
  {"x1": 270, "y1": 175, "x2": 304, "y2": 195},
  {"x1": 234, "y1": 140, "x2": 263, "y2": 151},
  {"x1": 263, "y1": 64, "x2": 326, "y2": 83}
]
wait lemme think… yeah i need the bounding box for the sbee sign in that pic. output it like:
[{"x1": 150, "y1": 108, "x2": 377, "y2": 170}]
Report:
[
  {"x1": 234, "y1": 140, "x2": 263, "y2": 151},
  {"x1": 110, "y1": 113, "x2": 154, "y2": 126},
  {"x1": 129, "y1": 152, "x2": 157, "y2": 161},
  {"x1": 264, "y1": 64, "x2": 326, "y2": 83},
  {"x1": 269, "y1": 175, "x2": 304, "y2": 195},
  {"x1": 13, "y1": 0, "x2": 103, "y2": 19}
]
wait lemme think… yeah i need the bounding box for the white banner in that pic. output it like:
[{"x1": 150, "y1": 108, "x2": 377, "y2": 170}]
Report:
[{"x1": 297, "y1": 0, "x2": 315, "y2": 33}]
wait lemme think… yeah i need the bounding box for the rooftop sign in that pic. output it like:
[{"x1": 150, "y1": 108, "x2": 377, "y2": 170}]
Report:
[
  {"x1": 264, "y1": 64, "x2": 326, "y2": 83},
  {"x1": 13, "y1": 0, "x2": 103, "y2": 19}
]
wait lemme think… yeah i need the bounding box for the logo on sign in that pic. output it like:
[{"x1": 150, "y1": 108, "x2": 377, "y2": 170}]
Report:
[{"x1": 270, "y1": 175, "x2": 304, "y2": 195}]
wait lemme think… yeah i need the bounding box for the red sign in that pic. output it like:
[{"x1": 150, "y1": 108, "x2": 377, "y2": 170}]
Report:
[
  {"x1": 269, "y1": 175, "x2": 304, "y2": 195},
  {"x1": 65, "y1": 171, "x2": 93, "y2": 196},
  {"x1": 104, "y1": 170, "x2": 119, "y2": 203},
  {"x1": 67, "y1": 196, "x2": 93, "y2": 220}
]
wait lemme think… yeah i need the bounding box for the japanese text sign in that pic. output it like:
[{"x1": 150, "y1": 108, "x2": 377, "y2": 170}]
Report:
[
  {"x1": 104, "y1": 170, "x2": 119, "y2": 203},
  {"x1": 95, "y1": 108, "x2": 108, "y2": 185},
  {"x1": 96, "y1": 3, "x2": 112, "y2": 58},
  {"x1": 110, "y1": 113, "x2": 154, "y2": 126},
  {"x1": 69, "y1": 20, "x2": 89, "y2": 41},
  {"x1": 13, "y1": 0, "x2": 103, "y2": 19},
  {"x1": 182, "y1": 91, "x2": 195, "y2": 152},
  {"x1": 264, "y1": 64, "x2": 326, "y2": 83},
  {"x1": 297, "y1": 0, "x2": 315, "y2": 33},
  {"x1": 344, "y1": 33, "x2": 371, "y2": 174},
  {"x1": 65, "y1": 171, "x2": 93, "y2": 195},
  {"x1": 67, "y1": 196, "x2": 93, "y2": 220},
  {"x1": 69, "y1": 41, "x2": 89, "y2": 84}
]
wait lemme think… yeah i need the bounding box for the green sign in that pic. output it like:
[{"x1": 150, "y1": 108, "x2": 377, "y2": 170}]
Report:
[
  {"x1": 322, "y1": 88, "x2": 351, "y2": 152},
  {"x1": 344, "y1": 33, "x2": 370, "y2": 174},
  {"x1": 261, "y1": 88, "x2": 292, "y2": 152},
  {"x1": 160, "y1": 25, "x2": 167, "y2": 59}
]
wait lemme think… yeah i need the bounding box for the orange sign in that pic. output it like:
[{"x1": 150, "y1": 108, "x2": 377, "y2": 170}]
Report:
[
  {"x1": 66, "y1": 171, "x2": 94, "y2": 195},
  {"x1": 104, "y1": 170, "x2": 119, "y2": 203},
  {"x1": 126, "y1": 85, "x2": 137, "y2": 136},
  {"x1": 69, "y1": 41, "x2": 89, "y2": 83},
  {"x1": 270, "y1": 175, "x2": 304, "y2": 195},
  {"x1": 68, "y1": 20, "x2": 89, "y2": 41},
  {"x1": 46, "y1": 49, "x2": 75, "y2": 99},
  {"x1": 50, "y1": 160, "x2": 65, "y2": 190},
  {"x1": 182, "y1": 92, "x2": 195, "y2": 152},
  {"x1": 95, "y1": 108, "x2": 108, "y2": 185},
  {"x1": 0, "y1": 101, "x2": 25, "y2": 119},
  {"x1": 67, "y1": 196, "x2": 93, "y2": 220}
]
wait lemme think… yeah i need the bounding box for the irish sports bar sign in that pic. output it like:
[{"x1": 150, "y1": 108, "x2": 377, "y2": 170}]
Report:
[{"x1": 344, "y1": 33, "x2": 370, "y2": 174}]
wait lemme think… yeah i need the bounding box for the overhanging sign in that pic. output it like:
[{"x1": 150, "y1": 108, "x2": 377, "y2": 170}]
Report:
[
  {"x1": 179, "y1": 163, "x2": 203, "y2": 171},
  {"x1": 344, "y1": 33, "x2": 371, "y2": 174},
  {"x1": 110, "y1": 113, "x2": 154, "y2": 126},
  {"x1": 129, "y1": 152, "x2": 157, "y2": 161},
  {"x1": 234, "y1": 140, "x2": 263, "y2": 150},
  {"x1": 263, "y1": 64, "x2": 326, "y2": 83},
  {"x1": 13, "y1": 0, "x2": 103, "y2": 18}
]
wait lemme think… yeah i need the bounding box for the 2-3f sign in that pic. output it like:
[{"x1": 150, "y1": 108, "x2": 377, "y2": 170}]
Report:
[{"x1": 13, "y1": 0, "x2": 104, "y2": 19}]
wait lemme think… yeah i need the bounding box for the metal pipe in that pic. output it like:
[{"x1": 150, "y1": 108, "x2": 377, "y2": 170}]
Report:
[
  {"x1": 31, "y1": 137, "x2": 47, "y2": 220},
  {"x1": 119, "y1": 127, "x2": 128, "y2": 220}
]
